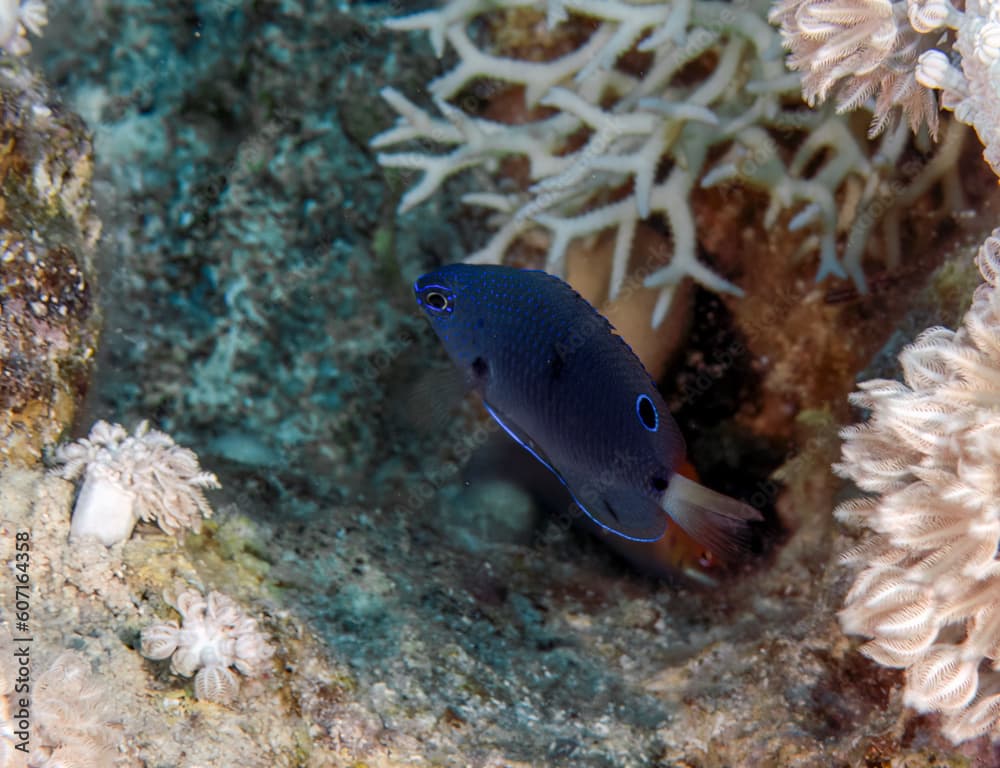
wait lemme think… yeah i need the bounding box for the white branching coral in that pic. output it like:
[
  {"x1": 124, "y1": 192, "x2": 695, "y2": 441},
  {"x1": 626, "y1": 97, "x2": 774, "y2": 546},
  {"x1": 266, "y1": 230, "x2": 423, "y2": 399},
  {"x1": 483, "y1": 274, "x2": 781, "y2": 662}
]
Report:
[
  {"x1": 835, "y1": 227, "x2": 1000, "y2": 743},
  {"x1": 140, "y1": 587, "x2": 274, "y2": 705},
  {"x1": 769, "y1": 0, "x2": 942, "y2": 137},
  {"x1": 51, "y1": 420, "x2": 220, "y2": 546},
  {"x1": 1, "y1": 632, "x2": 121, "y2": 768},
  {"x1": 914, "y1": 0, "x2": 1000, "y2": 175},
  {"x1": 0, "y1": 0, "x2": 46, "y2": 56},
  {"x1": 376, "y1": 0, "x2": 961, "y2": 322}
]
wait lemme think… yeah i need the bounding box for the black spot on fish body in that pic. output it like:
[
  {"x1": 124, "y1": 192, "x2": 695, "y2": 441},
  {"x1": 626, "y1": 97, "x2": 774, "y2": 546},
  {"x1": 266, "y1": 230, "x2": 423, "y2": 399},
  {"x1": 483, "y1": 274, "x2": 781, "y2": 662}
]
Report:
[
  {"x1": 471, "y1": 356, "x2": 489, "y2": 383},
  {"x1": 603, "y1": 499, "x2": 621, "y2": 523},
  {"x1": 549, "y1": 347, "x2": 565, "y2": 381}
]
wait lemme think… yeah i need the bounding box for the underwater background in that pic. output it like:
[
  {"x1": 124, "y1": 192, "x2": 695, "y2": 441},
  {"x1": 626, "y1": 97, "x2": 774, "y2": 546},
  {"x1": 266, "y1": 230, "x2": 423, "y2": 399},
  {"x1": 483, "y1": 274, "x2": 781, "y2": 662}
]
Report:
[{"x1": 4, "y1": 0, "x2": 1000, "y2": 765}]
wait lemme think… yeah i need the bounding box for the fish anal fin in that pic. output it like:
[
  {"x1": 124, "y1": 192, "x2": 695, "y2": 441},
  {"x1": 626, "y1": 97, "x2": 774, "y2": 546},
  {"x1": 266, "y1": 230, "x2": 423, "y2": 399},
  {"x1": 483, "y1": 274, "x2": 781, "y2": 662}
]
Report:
[
  {"x1": 572, "y1": 482, "x2": 668, "y2": 542},
  {"x1": 660, "y1": 474, "x2": 762, "y2": 557},
  {"x1": 482, "y1": 400, "x2": 560, "y2": 477}
]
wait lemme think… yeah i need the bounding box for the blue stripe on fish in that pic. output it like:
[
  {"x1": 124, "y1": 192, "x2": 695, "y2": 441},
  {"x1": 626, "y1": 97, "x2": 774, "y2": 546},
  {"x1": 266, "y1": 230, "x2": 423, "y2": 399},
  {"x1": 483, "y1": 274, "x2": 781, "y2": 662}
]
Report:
[{"x1": 413, "y1": 264, "x2": 761, "y2": 550}]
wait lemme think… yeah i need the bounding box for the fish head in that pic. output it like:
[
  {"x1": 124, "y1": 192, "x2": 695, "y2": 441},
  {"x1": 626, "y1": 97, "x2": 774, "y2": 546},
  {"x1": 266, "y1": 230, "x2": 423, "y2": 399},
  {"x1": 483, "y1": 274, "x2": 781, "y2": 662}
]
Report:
[{"x1": 413, "y1": 264, "x2": 491, "y2": 372}]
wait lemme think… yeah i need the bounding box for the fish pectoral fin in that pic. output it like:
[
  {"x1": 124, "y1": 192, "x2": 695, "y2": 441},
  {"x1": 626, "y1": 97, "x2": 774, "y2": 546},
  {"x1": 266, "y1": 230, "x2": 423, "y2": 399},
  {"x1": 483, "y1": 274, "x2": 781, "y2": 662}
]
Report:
[
  {"x1": 660, "y1": 474, "x2": 762, "y2": 556},
  {"x1": 401, "y1": 365, "x2": 472, "y2": 434}
]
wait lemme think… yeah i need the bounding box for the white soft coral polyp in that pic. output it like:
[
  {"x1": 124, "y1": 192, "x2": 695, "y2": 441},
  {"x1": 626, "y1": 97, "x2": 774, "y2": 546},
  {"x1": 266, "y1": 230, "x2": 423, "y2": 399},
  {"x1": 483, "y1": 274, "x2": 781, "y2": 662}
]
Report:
[
  {"x1": 836, "y1": 227, "x2": 1000, "y2": 743},
  {"x1": 52, "y1": 420, "x2": 220, "y2": 546},
  {"x1": 0, "y1": 0, "x2": 47, "y2": 56},
  {"x1": 140, "y1": 588, "x2": 274, "y2": 705}
]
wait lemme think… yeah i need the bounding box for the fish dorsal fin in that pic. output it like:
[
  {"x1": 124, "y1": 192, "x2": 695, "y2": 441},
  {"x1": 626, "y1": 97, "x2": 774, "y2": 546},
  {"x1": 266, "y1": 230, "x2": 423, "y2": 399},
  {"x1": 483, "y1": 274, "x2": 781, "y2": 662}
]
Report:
[{"x1": 483, "y1": 400, "x2": 668, "y2": 543}]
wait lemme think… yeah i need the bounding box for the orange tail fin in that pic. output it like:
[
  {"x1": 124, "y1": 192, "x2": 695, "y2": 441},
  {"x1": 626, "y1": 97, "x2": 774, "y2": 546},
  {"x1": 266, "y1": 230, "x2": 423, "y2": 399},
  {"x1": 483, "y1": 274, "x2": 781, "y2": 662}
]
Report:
[{"x1": 608, "y1": 460, "x2": 721, "y2": 584}]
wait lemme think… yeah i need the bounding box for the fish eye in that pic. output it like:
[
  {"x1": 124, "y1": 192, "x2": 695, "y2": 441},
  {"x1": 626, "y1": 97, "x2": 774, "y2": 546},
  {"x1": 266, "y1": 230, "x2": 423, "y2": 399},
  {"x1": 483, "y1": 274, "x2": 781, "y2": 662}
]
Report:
[
  {"x1": 419, "y1": 285, "x2": 455, "y2": 315},
  {"x1": 636, "y1": 394, "x2": 658, "y2": 431},
  {"x1": 426, "y1": 292, "x2": 448, "y2": 310}
]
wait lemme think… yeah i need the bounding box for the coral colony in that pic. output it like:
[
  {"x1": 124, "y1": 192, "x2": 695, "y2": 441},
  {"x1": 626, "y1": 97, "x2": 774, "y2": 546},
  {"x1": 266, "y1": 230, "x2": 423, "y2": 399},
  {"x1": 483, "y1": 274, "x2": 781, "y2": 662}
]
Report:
[
  {"x1": 140, "y1": 587, "x2": 274, "y2": 705},
  {"x1": 49, "y1": 422, "x2": 275, "y2": 707},
  {"x1": 772, "y1": 0, "x2": 1000, "y2": 745},
  {"x1": 774, "y1": 0, "x2": 1000, "y2": 174},
  {"x1": 916, "y1": 0, "x2": 1000, "y2": 175},
  {"x1": 52, "y1": 420, "x2": 220, "y2": 546},
  {"x1": 770, "y1": 0, "x2": 941, "y2": 138},
  {"x1": 836, "y1": 234, "x2": 1000, "y2": 743},
  {"x1": 375, "y1": 0, "x2": 964, "y2": 325}
]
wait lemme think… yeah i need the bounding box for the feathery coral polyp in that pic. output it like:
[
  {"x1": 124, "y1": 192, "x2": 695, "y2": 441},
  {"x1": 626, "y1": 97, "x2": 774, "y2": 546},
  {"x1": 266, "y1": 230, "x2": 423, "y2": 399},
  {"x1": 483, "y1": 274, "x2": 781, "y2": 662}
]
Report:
[
  {"x1": 915, "y1": 0, "x2": 1000, "y2": 175},
  {"x1": 0, "y1": 0, "x2": 46, "y2": 55},
  {"x1": 52, "y1": 420, "x2": 220, "y2": 546},
  {"x1": 770, "y1": 0, "x2": 940, "y2": 136},
  {"x1": 1, "y1": 630, "x2": 121, "y2": 768},
  {"x1": 836, "y1": 227, "x2": 1000, "y2": 743},
  {"x1": 141, "y1": 587, "x2": 274, "y2": 705}
]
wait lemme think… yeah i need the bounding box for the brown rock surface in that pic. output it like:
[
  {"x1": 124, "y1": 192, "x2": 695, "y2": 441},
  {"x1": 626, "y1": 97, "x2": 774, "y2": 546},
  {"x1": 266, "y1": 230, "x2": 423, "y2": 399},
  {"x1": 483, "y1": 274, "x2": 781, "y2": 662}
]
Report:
[{"x1": 0, "y1": 61, "x2": 99, "y2": 465}]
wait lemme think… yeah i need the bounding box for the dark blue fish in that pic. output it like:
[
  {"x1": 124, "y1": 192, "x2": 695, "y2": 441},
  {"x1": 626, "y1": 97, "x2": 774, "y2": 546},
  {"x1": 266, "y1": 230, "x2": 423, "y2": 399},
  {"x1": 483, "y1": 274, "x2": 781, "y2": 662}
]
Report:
[{"x1": 413, "y1": 264, "x2": 760, "y2": 551}]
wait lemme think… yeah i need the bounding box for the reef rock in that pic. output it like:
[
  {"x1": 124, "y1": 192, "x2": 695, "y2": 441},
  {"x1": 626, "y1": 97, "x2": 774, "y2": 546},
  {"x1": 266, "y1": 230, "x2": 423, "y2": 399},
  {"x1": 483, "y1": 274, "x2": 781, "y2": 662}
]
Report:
[{"x1": 0, "y1": 58, "x2": 99, "y2": 465}]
